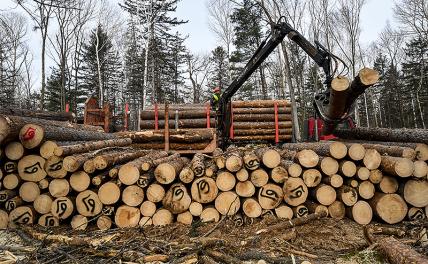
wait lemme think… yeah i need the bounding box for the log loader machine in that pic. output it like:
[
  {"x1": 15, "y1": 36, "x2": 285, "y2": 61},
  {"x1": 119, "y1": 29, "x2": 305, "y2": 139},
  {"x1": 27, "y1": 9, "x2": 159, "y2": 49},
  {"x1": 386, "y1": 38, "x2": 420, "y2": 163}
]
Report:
[{"x1": 217, "y1": 17, "x2": 353, "y2": 149}]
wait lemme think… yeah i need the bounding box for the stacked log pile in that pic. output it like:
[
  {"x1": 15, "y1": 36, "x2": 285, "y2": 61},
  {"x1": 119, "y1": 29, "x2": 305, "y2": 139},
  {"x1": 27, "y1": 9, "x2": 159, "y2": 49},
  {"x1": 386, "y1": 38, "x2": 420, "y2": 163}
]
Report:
[
  {"x1": 0, "y1": 107, "x2": 76, "y2": 122},
  {"x1": 230, "y1": 100, "x2": 293, "y2": 142},
  {"x1": 0, "y1": 114, "x2": 427, "y2": 230},
  {"x1": 140, "y1": 100, "x2": 293, "y2": 143}
]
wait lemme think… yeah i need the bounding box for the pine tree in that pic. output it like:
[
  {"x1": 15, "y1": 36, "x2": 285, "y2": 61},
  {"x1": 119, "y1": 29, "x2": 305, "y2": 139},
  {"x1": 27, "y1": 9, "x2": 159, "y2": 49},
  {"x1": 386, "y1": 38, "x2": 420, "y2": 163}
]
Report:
[
  {"x1": 45, "y1": 67, "x2": 63, "y2": 112},
  {"x1": 230, "y1": 0, "x2": 267, "y2": 99},
  {"x1": 209, "y1": 46, "x2": 228, "y2": 91}
]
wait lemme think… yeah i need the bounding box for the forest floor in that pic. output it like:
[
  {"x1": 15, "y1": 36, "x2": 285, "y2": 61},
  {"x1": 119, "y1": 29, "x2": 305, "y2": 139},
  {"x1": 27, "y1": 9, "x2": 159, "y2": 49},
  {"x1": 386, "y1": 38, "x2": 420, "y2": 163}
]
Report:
[{"x1": 0, "y1": 216, "x2": 426, "y2": 264}]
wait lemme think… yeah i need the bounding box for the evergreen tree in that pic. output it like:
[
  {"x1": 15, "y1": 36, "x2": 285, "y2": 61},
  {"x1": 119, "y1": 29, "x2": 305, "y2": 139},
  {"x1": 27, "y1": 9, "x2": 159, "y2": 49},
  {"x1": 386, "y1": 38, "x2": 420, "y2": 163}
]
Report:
[
  {"x1": 45, "y1": 67, "x2": 63, "y2": 112},
  {"x1": 401, "y1": 37, "x2": 428, "y2": 128},
  {"x1": 209, "y1": 46, "x2": 228, "y2": 91},
  {"x1": 230, "y1": 0, "x2": 267, "y2": 99}
]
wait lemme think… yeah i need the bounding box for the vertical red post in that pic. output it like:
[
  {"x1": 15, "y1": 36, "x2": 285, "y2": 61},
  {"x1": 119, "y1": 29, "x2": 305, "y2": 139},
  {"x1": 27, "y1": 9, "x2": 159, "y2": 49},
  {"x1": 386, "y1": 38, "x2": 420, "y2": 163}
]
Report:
[
  {"x1": 206, "y1": 103, "x2": 211, "y2": 128},
  {"x1": 229, "y1": 102, "x2": 234, "y2": 139},
  {"x1": 274, "y1": 102, "x2": 279, "y2": 144},
  {"x1": 154, "y1": 103, "x2": 159, "y2": 131},
  {"x1": 65, "y1": 103, "x2": 69, "y2": 113},
  {"x1": 124, "y1": 103, "x2": 129, "y2": 131},
  {"x1": 164, "y1": 103, "x2": 170, "y2": 151}
]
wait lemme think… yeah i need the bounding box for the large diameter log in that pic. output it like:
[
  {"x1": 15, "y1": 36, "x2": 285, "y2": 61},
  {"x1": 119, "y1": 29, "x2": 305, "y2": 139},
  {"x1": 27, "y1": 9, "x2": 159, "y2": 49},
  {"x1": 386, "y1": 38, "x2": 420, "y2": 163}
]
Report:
[
  {"x1": 302, "y1": 169, "x2": 322, "y2": 187},
  {"x1": 380, "y1": 156, "x2": 414, "y2": 178},
  {"x1": 233, "y1": 114, "x2": 292, "y2": 122},
  {"x1": 215, "y1": 191, "x2": 240, "y2": 215},
  {"x1": 18, "y1": 155, "x2": 46, "y2": 182},
  {"x1": 152, "y1": 209, "x2": 174, "y2": 226},
  {"x1": 274, "y1": 204, "x2": 293, "y2": 219},
  {"x1": 295, "y1": 150, "x2": 319, "y2": 168},
  {"x1": 44, "y1": 156, "x2": 67, "y2": 179},
  {"x1": 146, "y1": 184, "x2": 165, "y2": 203},
  {"x1": 242, "y1": 152, "x2": 260, "y2": 171},
  {"x1": 97, "y1": 215, "x2": 112, "y2": 230},
  {"x1": 49, "y1": 179, "x2": 70, "y2": 198},
  {"x1": 358, "y1": 181, "x2": 375, "y2": 200},
  {"x1": 338, "y1": 186, "x2": 358, "y2": 206},
  {"x1": 281, "y1": 160, "x2": 302, "y2": 178},
  {"x1": 327, "y1": 76, "x2": 350, "y2": 119},
  {"x1": 319, "y1": 157, "x2": 339, "y2": 176},
  {"x1": 403, "y1": 179, "x2": 428, "y2": 207},
  {"x1": 33, "y1": 194, "x2": 53, "y2": 214},
  {"x1": 162, "y1": 183, "x2": 192, "y2": 214},
  {"x1": 4, "y1": 142, "x2": 24, "y2": 160},
  {"x1": 258, "y1": 184, "x2": 283, "y2": 210},
  {"x1": 369, "y1": 193, "x2": 407, "y2": 224},
  {"x1": 363, "y1": 149, "x2": 382, "y2": 170},
  {"x1": 255, "y1": 148, "x2": 281, "y2": 169},
  {"x1": 76, "y1": 190, "x2": 103, "y2": 217},
  {"x1": 191, "y1": 177, "x2": 218, "y2": 203},
  {"x1": 9, "y1": 206, "x2": 35, "y2": 227},
  {"x1": 140, "y1": 201, "x2": 157, "y2": 217},
  {"x1": 416, "y1": 144, "x2": 428, "y2": 161},
  {"x1": 346, "y1": 200, "x2": 372, "y2": 225},
  {"x1": 243, "y1": 198, "x2": 262, "y2": 218},
  {"x1": 216, "y1": 171, "x2": 236, "y2": 192},
  {"x1": 140, "y1": 119, "x2": 215, "y2": 129},
  {"x1": 414, "y1": 161, "x2": 428, "y2": 178},
  {"x1": 118, "y1": 152, "x2": 165, "y2": 185},
  {"x1": 376, "y1": 236, "x2": 428, "y2": 264},
  {"x1": 352, "y1": 143, "x2": 416, "y2": 159},
  {"x1": 38, "y1": 214, "x2": 59, "y2": 227},
  {"x1": 340, "y1": 160, "x2": 357, "y2": 177},
  {"x1": 3, "y1": 174, "x2": 20, "y2": 190},
  {"x1": 312, "y1": 184, "x2": 336, "y2": 206},
  {"x1": 177, "y1": 211, "x2": 193, "y2": 225},
  {"x1": 328, "y1": 201, "x2": 346, "y2": 220},
  {"x1": 283, "y1": 177, "x2": 308, "y2": 206},
  {"x1": 51, "y1": 197, "x2": 74, "y2": 220},
  {"x1": 334, "y1": 127, "x2": 428, "y2": 144},
  {"x1": 54, "y1": 138, "x2": 132, "y2": 157},
  {"x1": 250, "y1": 169, "x2": 269, "y2": 187},
  {"x1": 345, "y1": 68, "x2": 380, "y2": 110},
  {"x1": 200, "y1": 207, "x2": 220, "y2": 223},
  {"x1": 357, "y1": 167, "x2": 370, "y2": 181},
  {"x1": 189, "y1": 202, "x2": 203, "y2": 217},
  {"x1": 225, "y1": 151, "x2": 243, "y2": 172},
  {"x1": 232, "y1": 100, "x2": 291, "y2": 108},
  {"x1": 348, "y1": 143, "x2": 366, "y2": 161},
  {"x1": 19, "y1": 182, "x2": 40, "y2": 202},
  {"x1": 154, "y1": 157, "x2": 188, "y2": 185},
  {"x1": 132, "y1": 142, "x2": 209, "y2": 150},
  {"x1": 69, "y1": 171, "x2": 90, "y2": 192},
  {"x1": 235, "y1": 181, "x2": 255, "y2": 197},
  {"x1": 270, "y1": 166, "x2": 288, "y2": 184},
  {"x1": 122, "y1": 185, "x2": 145, "y2": 207},
  {"x1": 115, "y1": 205, "x2": 140, "y2": 228},
  {"x1": 322, "y1": 174, "x2": 343, "y2": 188},
  {"x1": 378, "y1": 176, "x2": 399, "y2": 194},
  {"x1": 369, "y1": 169, "x2": 383, "y2": 184}
]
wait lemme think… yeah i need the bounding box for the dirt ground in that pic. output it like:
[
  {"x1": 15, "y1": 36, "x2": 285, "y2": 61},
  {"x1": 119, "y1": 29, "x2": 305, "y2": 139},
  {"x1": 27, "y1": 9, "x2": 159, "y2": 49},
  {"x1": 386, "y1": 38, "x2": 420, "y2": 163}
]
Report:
[{"x1": 0, "y1": 216, "x2": 426, "y2": 264}]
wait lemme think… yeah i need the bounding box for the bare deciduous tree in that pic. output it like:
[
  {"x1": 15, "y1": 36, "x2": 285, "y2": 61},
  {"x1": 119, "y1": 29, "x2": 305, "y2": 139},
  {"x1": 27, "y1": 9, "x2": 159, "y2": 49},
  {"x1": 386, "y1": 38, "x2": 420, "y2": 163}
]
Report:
[{"x1": 185, "y1": 52, "x2": 211, "y2": 103}]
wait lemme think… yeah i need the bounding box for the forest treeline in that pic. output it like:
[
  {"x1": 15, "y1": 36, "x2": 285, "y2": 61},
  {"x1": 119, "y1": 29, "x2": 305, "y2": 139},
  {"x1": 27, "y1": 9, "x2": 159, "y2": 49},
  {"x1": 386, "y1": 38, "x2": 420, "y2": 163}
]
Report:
[{"x1": 0, "y1": 0, "x2": 426, "y2": 132}]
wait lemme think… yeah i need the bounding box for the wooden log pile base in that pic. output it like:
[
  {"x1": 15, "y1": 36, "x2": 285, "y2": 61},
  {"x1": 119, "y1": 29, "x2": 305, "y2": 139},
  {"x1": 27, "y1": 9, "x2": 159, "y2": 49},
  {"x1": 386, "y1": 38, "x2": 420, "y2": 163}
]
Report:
[{"x1": 0, "y1": 117, "x2": 427, "y2": 230}]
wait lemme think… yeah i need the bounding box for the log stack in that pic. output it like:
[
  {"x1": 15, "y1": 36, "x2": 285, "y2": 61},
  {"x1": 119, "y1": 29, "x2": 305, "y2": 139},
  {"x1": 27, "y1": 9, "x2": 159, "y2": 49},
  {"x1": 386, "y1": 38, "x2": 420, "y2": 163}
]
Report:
[
  {"x1": 230, "y1": 100, "x2": 293, "y2": 143},
  {"x1": 0, "y1": 114, "x2": 427, "y2": 230},
  {"x1": 140, "y1": 100, "x2": 293, "y2": 144}
]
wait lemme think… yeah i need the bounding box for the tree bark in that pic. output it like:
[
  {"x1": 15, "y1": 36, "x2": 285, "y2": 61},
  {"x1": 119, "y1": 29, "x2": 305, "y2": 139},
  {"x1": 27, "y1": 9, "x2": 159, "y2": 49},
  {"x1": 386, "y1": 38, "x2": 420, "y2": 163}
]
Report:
[{"x1": 335, "y1": 127, "x2": 428, "y2": 144}]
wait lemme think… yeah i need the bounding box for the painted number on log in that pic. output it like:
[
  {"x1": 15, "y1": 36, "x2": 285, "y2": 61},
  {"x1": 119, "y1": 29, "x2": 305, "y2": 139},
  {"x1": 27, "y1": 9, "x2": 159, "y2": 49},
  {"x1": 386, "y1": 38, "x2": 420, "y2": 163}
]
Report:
[
  {"x1": 172, "y1": 185, "x2": 184, "y2": 201},
  {"x1": 22, "y1": 127, "x2": 36, "y2": 141},
  {"x1": 297, "y1": 207, "x2": 309, "y2": 217},
  {"x1": 260, "y1": 188, "x2": 280, "y2": 201},
  {"x1": 56, "y1": 199, "x2": 68, "y2": 218},
  {"x1": 5, "y1": 201, "x2": 16, "y2": 211},
  {"x1": 44, "y1": 215, "x2": 56, "y2": 226},
  {"x1": 290, "y1": 185, "x2": 305, "y2": 199},
  {"x1": 13, "y1": 212, "x2": 31, "y2": 224},
  {"x1": 82, "y1": 194, "x2": 96, "y2": 213},
  {"x1": 48, "y1": 161, "x2": 63, "y2": 172},
  {"x1": 24, "y1": 162, "x2": 42, "y2": 174},
  {"x1": 196, "y1": 180, "x2": 210, "y2": 200}
]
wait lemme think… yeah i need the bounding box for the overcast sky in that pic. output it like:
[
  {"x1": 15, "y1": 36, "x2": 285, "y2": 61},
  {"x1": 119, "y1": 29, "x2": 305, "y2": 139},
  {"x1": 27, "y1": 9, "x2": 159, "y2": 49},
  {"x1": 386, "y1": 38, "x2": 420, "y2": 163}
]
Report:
[{"x1": 0, "y1": 0, "x2": 395, "y2": 87}]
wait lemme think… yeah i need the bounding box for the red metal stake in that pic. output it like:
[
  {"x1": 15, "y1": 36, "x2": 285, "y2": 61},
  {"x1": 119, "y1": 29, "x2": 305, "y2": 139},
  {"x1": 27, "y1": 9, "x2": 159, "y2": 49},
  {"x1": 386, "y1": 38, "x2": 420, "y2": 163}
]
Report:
[
  {"x1": 206, "y1": 103, "x2": 211, "y2": 128},
  {"x1": 274, "y1": 102, "x2": 279, "y2": 144},
  {"x1": 65, "y1": 103, "x2": 69, "y2": 113},
  {"x1": 229, "y1": 103, "x2": 234, "y2": 139},
  {"x1": 154, "y1": 103, "x2": 159, "y2": 131}
]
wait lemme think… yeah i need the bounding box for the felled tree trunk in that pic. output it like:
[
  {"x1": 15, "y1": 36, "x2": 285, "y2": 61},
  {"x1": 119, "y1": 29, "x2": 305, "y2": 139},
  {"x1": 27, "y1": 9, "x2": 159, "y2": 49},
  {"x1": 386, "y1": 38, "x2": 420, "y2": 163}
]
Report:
[{"x1": 334, "y1": 127, "x2": 428, "y2": 144}]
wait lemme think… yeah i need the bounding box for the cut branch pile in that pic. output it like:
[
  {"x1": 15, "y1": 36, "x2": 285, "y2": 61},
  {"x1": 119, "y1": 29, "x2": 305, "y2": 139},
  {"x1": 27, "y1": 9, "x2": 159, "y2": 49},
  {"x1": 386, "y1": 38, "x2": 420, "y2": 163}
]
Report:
[{"x1": 0, "y1": 114, "x2": 427, "y2": 230}]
